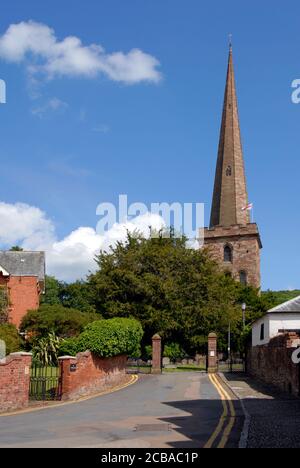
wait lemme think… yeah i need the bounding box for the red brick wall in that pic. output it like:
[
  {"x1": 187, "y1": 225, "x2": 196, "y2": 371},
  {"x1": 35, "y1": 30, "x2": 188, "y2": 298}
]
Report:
[
  {"x1": 59, "y1": 352, "x2": 127, "y2": 400},
  {"x1": 247, "y1": 333, "x2": 300, "y2": 397},
  {"x1": 0, "y1": 352, "x2": 32, "y2": 413},
  {"x1": 3, "y1": 276, "x2": 40, "y2": 328},
  {"x1": 152, "y1": 334, "x2": 162, "y2": 374}
]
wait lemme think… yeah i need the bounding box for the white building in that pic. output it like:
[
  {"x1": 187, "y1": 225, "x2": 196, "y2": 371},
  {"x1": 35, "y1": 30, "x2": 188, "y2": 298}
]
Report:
[{"x1": 252, "y1": 296, "x2": 300, "y2": 347}]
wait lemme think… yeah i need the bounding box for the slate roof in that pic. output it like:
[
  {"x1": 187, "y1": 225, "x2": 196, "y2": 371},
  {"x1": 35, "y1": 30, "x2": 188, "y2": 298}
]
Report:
[
  {"x1": 0, "y1": 251, "x2": 45, "y2": 283},
  {"x1": 268, "y1": 295, "x2": 300, "y2": 313}
]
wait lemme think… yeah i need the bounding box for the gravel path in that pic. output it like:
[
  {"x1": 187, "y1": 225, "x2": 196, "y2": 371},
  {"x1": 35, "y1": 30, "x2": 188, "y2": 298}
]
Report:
[{"x1": 223, "y1": 373, "x2": 300, "y2": 448}]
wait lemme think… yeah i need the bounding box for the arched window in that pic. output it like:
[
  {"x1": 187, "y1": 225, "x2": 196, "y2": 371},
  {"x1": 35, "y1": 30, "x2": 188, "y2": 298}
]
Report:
[
  {"x1": 224, "y1": 245, "x2": 232, "y2": 263},
  {"x1": 239, "y1": 270, "x2": 248, "y2": 286}
]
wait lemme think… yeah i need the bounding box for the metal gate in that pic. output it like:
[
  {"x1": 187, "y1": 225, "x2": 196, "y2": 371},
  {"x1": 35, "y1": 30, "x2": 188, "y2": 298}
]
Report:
[
  {"x1": 218, "y1": 357, "x2": 245, "y2": 373},
  {"x1": 30, "y1": 364, "x2": 62, "y2": 401}
]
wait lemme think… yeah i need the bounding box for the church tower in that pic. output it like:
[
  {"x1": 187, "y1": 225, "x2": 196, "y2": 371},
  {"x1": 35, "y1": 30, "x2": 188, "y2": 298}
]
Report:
[{"x1": 204, "y1": 45, "x2": 262, "y2": 288}]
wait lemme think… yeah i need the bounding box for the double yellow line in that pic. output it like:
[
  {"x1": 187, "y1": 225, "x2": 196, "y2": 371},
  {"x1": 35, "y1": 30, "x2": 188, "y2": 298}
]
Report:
[{"x1": 204, "y1": 374, "x2": 236, "y2": 449}]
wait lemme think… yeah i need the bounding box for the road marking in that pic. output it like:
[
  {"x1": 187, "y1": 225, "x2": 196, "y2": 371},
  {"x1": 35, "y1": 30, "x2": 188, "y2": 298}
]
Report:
[
  {"x1": 204, "y1": 374, "x2": 228, "y2": 448},
  {"x1": 215, "y1": 375, "x2": 235, "y2": 448},
  {"x1": 204, "y1": 373, "x2": 236, "y2": 449}
]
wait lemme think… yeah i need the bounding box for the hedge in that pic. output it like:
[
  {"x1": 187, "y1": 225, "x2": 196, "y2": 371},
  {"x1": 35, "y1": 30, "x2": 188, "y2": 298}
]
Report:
[
  {"x1": 59, "y1": 318, "x2": 143, "y2": 358},
  {"x1": 20, "y1": 304, "x2": 99, "y2": 341},
  {"x1": 0, "y1": 323, "x2": 23, "y2": 355}
]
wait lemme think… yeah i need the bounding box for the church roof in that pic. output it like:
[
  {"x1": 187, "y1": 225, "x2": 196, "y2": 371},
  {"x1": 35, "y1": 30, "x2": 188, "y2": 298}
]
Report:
[
  {"x1": 0, "y1": 251, "x2": 45, "y2": 283},
  {"x1": 268, "y1": 296, "x2": 300, "y2": 313},
  {"x1": 210, "y1": 45, "x2": 250, "y2": 228}
]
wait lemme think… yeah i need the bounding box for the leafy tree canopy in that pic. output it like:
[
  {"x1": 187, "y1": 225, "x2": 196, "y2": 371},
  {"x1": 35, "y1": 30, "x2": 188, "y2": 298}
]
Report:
[
  {"x1": 0, "y1": 323, "x2": 23, "y2": 355},
  {"x1": 20, "y1": 304, "x2": 99, "y2": 342},
  {"x1": 87, "y1": 232, "x2": 267, "y2": 353},
  {"x1": 0, "y1": 286, "x2": 9, "y2": 324},
  {"x1": 42, "y1": 276, "x2": 96, "y2": 313}
]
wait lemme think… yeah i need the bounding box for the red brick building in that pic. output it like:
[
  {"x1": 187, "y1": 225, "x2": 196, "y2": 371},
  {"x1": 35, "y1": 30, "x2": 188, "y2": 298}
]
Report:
[
  {"x1": 203, "y1": 45, "x2": 262, "y2": 288},
  {"x1": 0, "y1": 251, "x2": 45, "y2": 328}
]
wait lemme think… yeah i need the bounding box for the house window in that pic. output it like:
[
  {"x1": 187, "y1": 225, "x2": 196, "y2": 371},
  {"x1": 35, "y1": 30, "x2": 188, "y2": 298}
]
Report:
[
  {"x1": 224, "y1": 245, "x2": 232, "y2": 263},
  {"x1": 239, "y1": 270, "x2": 247, "y2": 286},
  {"x1": 260, "y1": 323, "x2": 265, "y2": 341}
]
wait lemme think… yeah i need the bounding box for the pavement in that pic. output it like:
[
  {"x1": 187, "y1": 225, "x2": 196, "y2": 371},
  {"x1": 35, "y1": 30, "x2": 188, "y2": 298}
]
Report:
[
  {"x1": 222, "y1": 372, "x2": 300, "y2": 448},
  {"x1": 0, "y1": 372, "x2": 243, "y2": 448}
]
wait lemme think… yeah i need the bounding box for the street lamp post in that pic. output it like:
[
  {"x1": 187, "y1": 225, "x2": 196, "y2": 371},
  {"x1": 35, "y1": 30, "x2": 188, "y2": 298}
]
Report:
[
  {"x1": 242, "y1": 302, "x2": 246, "y2": 330},
  {"x1": 241, "y1": 302, "x2": 247, "y2": 372},
  {"x1": 228, "y1": 322, "x2": 232, "y2": 372}
]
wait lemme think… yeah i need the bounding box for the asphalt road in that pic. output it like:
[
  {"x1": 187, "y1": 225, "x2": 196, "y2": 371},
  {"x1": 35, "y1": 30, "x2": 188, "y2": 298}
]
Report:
[{"x1": 0, "y1": 372, "x2": 243, "y2": 448}]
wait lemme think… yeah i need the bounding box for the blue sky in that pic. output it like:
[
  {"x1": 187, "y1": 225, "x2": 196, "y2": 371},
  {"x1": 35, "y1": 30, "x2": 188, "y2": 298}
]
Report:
[{"x1": 0, "y1": 0, "x2": 299, "y2": 289}]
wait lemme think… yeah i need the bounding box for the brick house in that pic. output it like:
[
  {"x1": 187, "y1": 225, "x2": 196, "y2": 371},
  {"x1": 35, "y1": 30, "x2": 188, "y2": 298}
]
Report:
[{"x1": 0, "y1": 251, "x2": 45, "y2": 328}]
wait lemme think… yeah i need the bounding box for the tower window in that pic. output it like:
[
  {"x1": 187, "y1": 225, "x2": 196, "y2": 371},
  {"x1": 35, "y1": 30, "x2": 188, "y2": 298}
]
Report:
[
  {"x1": 224, "y1": 245, "x2": 233, "y2": 263},
  {"x1": 226, "y1": 166, "x2": 232, "y2": 176},
  {"x1": 239, "y1": 270, "x2": 248, "y2": 286}
]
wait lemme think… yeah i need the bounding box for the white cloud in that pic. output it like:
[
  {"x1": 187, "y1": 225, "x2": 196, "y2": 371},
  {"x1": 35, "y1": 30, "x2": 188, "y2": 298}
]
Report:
[
  {"x1": 0, "y1": 21, "x2": 162, "y2": 84},
  {"x1": 92, "y1": 124, "x2": 110, "y2": 134},
  {"x1": 0, "y1": 202, "x2": 55, "y2": 246},
  {"x1": 0, "y1": 201, "x2": 165, "y2": 282},
  {"x1": 31, "y1": 97, "x2": 68, "y2": 117}
]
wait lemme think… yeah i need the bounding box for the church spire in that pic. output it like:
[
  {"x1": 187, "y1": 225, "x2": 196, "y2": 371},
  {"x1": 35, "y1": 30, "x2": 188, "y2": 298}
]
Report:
[{"x1": 209, "y1": 45, "x2": 250, "y2": 228}]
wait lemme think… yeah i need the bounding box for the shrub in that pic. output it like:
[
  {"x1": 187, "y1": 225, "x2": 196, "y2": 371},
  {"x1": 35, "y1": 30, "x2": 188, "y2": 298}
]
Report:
[
  {"x1": 163, "y1": 342, "x2": 186, "y2": 362},
  {"x1": 33, "y1": 332, "x2": 61, "y2": 366},
  {"x1": 0, "y1": 323, "x2": 23, "y2": 355},
  {"x1": 59, "y1": 337, "x2": 80, "y2": 357},
  {"x1": 60, "y1": 318, "x2": 143, "y2": 358},
  {"x1": 144, "y1": 345, "x2": 152, "y2": 360},
  {"x1": 20, "y1": 304, "x2": 99, "y2": 342}
]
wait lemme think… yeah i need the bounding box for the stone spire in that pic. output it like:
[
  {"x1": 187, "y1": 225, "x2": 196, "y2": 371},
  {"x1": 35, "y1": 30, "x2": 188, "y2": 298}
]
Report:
[{"x1": 209, "y1": 45, "x2": 250, "y2": 228}]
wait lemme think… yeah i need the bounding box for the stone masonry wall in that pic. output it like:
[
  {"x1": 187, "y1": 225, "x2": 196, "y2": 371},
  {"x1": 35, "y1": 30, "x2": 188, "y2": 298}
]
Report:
[
  {"x1": 59, "y1": 352, "x2": 127, "y2": 401},
  {"x1": 0, "y1": 352, "x2": 32, "y2": 413},
  {"x1": 247, "y1": 333, "x2": 300, "y2": 397},
  {"x1": 204, "y1": 224, "x2": 261, "y2": 288}
]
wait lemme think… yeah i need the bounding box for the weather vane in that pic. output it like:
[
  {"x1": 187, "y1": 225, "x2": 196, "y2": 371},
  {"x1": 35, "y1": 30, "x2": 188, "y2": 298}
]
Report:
[{"x1": 229, "y1": 34, "x2": 233, "y2": 49}]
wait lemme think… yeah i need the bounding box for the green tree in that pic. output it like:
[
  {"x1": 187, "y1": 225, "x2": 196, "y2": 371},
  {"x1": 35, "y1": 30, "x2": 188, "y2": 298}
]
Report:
[
  {"x1": 88, "y1": 232, "x2": 257, "y2": 354},
  {"x1": 41, "y1": 276, "x2": 63, "y2": 306},
  {"x1": 9, "y1": 246, "x2": 23, "y2": 251},
  {"x1": 163, "y1": 342, "x2": 186, "y2": 362},
  {"x1": 0, "y1": 286, "x2": 9, "y2": 324},
  {"x1": 0, "y1": 323, "x2": 23, "y2": 355},
  {"x1": 20, "y1": 304, "x2": 99, "y2": 342},
  {"x1": 42, "y1": 276, "x2": 96, "y2": 313},
  {"x1": 60, "y1": 281, "x2": 96, "y2": 313}
]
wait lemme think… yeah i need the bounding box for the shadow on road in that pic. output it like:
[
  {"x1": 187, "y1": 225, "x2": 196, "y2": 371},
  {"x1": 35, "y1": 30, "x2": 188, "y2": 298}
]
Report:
[
  {"x1": 157, "y1": 398, "x2": 244, "y2": 448},
  {"x1": 223, "y1": 372, "x2": 298, "y2": 400}
]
